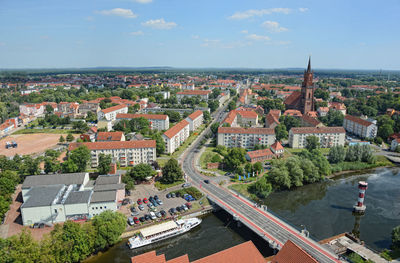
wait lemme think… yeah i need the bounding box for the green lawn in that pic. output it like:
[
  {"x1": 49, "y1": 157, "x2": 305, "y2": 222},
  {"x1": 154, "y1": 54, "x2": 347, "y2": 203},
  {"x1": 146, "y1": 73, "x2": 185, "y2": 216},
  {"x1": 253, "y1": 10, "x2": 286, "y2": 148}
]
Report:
[
  {"x1": 13, "y1": 128, "x2": 78, "y2": 135},
  {"x1": 191, "y1": 197, "x2": 210, "y2": 210},
  {"x1": 286, "y1": 147, "x2": 331, "y2": 155},
  {"x1": 229, "y1": 183, "x2": 251, "y2": 197},
  {"x1": 156, "y1": 158, "x2": 169, "y2": 168},
  {"x1": 154, "y1": 180, "x2": 185, "y2": 190}
]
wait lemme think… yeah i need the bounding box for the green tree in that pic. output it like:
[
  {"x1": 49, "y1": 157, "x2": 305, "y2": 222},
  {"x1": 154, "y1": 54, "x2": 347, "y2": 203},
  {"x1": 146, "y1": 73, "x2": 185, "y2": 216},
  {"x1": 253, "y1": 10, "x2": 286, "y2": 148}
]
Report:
[
  {"x1": 85, "y1": 111, "x2": 97, "y2": 123},
  {"x1": 61, "y1": 159, "x2": 79, "y2": 173},
  {"x1": 97, "y1": 154, "x2": 112, "y2": 175},
  {"x1": 92, "y1": 211, "x2": 126, "y2": 250},
  {"x1": 210, "y1": 122, "x2": 220, "y2": 135},
  {"x1": 223, "y1": 148, "x2": 246, "y2": 171},
  {"x1": 320, "y1": 110, "x2": 344, "y2": 127},
  {"x1": 60, "y1": 221, "x2": 94, "y2": 262},
  {"x1": 244, "y1": 163, "x2": 253, "y2": 174},
  {"x1": 269, "y1": 165, "x2": 291, "y2": 189},
  {"x1": 19, "y1": 156, "x2": 41, "y2": 177},
  {"x1": 279, "y1": 115, "x2": 301, "y2": 131},
  {"x1": 164, "y1": 110, "x2": 181, "y2": 123},
  {"x1": 161, "y1": 158, "x2": 183, "y2": 184},
  {"x1": 151, "y1": 133, "x2": 165, "y2": 156},
  {"x1": 253, "y1": 162, "x2": 263, "y2": 174},
  {"x1": 275, "y1": 123, "x2": 288, "y2": 141},
  {"x1": 73, "y1": 121, "x2": 89, "y2": 133},
  {"x1": 59, "y1": 135, "x2": 65, "y2": 143},
  {"x1": 67, "y1": 145, "x2": 90, "y2": 172},
  {"x1": 127, "y1": 163, "x2": 154, "y2": 181},
  {"x1": 328, "y1": 145, "x2": 346, "y2": 164},
  {"x1": 66, "y1": 133, "x2": 74, "y2": 142},
  {"x1": 7, "y1": 229, "x2": 41, "y2": 263},
  {"x1": 305, "y1": 136, "x2": 320, "y2": 151},
  {"x1": 203, "y1": 111, "x2": 211, "y2": 122},
  {"x1": 228, "y1": 100, "x2": 236, "y2": 111},
  {"x1": 392, "y1": 225, "x2": 400, "y2": 250},
  {"x1": 208, "y1": 100, "x2": 219, "y2": 112},
  {"x1": 44, "y1": 157, "x2": 61, "y2": 174},
  {"x1": 249, "y1": 176, "x2": 272, "y2": 198},
  {"x1": 210, "y1": 154, "x2": 222, "y2": 163}
]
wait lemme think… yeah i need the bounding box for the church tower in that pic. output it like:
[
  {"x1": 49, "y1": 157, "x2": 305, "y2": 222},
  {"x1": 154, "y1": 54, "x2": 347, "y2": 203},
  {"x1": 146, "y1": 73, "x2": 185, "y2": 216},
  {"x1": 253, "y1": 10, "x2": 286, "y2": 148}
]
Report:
[{"x1": 300, "y1": 57, "x2": 315, "y2": 114}]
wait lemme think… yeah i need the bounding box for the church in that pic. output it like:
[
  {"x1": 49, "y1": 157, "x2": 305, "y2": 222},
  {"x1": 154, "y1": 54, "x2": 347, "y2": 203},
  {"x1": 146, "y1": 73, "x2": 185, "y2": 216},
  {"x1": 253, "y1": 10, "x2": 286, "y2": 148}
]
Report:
[{"x1": 284, "y1": 58, "x2": 315, "y2": 114}]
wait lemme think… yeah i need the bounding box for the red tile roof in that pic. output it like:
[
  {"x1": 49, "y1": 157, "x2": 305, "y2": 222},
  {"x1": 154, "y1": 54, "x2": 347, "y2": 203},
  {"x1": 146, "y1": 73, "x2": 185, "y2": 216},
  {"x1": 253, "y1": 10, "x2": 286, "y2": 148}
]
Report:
[
  {"x1": 266, "y1": 112, "x2": 280, "y2": 126},
  {"x1": 116, "y1": 113, "x2": 168, "y2": 120},
  {"x1": 247, "y1": 148, "x2": 274, "y2": 159},
  {"x1": 192, "y1": 241, "x2": 266, "y2": 263},
  {"x1": 270, "y1": 240, "x2": 318, "y2": 263},
  {"x1": 290, "y1": 126, "x2": 345, "y2": 134},
  {"x1": 68, "y1": 140, "x2": 156, "y2": 151},
  {"x1": 271, "y1": 141, "x2": 284, "y2": 151},
  {"x1": 223, "y1": 110, "x2": 238, "y2": 125},
  {"x1": 176, "y1": 90, "x2": 211, "y2": 95},
  {"x1": 218, "y1": 127, "x2": 275, "y2": 135},
  {"x1": 283, "y1": 110, "x2": 302, "y2": 117},
  {"x1": 344, "y1": 115, "x2": 374, "y2": 127},
  {"x1": 96, "y1": 131, "x2": 124, "y2": 141},
  {"x1": 167, "y1": 255, "x2": 190, "y2": 263},
  {"x1": 131, "y1": 251, "x2": 166, "y2": 263},
  {"x1": 186, "y1": 110, "x2": 203, "y2": 121},
  {"x1": 301, "y1": 115, "x2": 322, "y2": 127},
  {"x1": 163, "y1": 120, "x2": 189, "y2": 139},
  {"x1": 101, "y1": 104, "x2": 127, "y2": 114},
  {"x1": 284, "y1": 91, "x2": 301, "y2": 106},
  {"x1": 237, "y1": 110, "x2": 258, "y2": 119}
]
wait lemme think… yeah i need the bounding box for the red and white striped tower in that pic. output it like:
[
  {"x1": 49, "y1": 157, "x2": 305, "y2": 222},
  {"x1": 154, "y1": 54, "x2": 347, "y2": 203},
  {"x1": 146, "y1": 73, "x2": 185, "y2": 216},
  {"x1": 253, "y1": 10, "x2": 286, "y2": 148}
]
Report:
[{"x1": 353, "y1": 181, "x2": 368, "y2": 213}]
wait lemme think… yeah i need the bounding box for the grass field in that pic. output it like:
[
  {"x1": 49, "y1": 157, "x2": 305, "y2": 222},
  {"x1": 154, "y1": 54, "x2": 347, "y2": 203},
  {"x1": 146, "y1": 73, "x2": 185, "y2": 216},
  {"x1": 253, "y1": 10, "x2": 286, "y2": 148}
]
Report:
[{"x1": 229, "y1": 183, "x2": 252, "y2": 197}]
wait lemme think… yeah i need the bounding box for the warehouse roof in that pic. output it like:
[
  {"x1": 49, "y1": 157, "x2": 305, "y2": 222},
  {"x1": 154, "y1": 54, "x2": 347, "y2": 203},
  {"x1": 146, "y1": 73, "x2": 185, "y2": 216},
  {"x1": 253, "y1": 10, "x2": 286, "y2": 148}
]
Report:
[
  {"x1": 64, "y1": 190, "x2": 92, "y2": 205},
  {"x1": 94, "y1": 184, "x2": 125, "y2": 192},
  {"x1": 95, "y1": 175, "x2": 120, "y2": 185},
  {"x1": 22, "y1": 185, "x2": 64, "y2": 208},
  {"x1": 90, "y1": 190, "x2": 117, "y2": 203},
  {"x1": 22, "y1": 173, "x2": 87, "y2": 189}
]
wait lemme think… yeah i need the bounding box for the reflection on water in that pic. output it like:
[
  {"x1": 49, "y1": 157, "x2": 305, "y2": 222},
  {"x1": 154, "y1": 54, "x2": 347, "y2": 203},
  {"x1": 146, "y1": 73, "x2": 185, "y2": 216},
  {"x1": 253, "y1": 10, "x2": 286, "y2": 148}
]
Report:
[{"x1": 264, "y1": 167, "x2": 400, "y2": 251}]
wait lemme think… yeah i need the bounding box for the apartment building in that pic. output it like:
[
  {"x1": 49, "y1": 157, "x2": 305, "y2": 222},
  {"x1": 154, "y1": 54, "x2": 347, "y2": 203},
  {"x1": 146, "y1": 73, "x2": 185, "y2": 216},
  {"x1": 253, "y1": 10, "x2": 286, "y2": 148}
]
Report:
[
  {"x1": 78, "y1": 101, "x2": 101, "y2": 117},
  {"x1": 288, "y1": 126, "x2": 346, "y2": 148},
  {"x1": 176, "y1": 90, "x2": 212, "y2": 102},
  {"x1": 68, "y1": 140, "x2": 156, "y2": 167},
  {"x1": 116, "y1": 113, "x2": 169, "y2": 131},
  {"x1": 20, "y1": 173, "x2": 124, "y2": 226},
  {"x1": 96, "y1": 131, "x2": 125, "y2": 142},
  {"x1": 343, "y1": 115, "x2": 377, "y2": 139},
  {"x1": 19, "y1": 103, "x2": 45, "y2": 117},
  {"x1": 97, "y1": 104, "x2": 128, "y2": 122},
  {"x1": 185, "y1": 110, "x2": 203, "y2": 131},
  {"x1": 217, "y1": 127, "x2": 276, "y2": 149},
  {"x1": 222, "y1": 110, "x2": 258, "y2": 127},
  {"x1": 162, "y1": 120, "x2": 190, "y2": 154}
]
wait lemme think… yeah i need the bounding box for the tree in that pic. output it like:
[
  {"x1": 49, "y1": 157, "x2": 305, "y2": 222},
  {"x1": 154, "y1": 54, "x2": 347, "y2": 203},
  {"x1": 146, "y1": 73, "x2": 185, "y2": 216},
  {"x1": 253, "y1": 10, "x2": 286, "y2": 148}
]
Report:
[
  {"x1": 210, "y1": 154, "x2": 222, "y2": 163},
  {"x1": 244, "y1": 163, "x2": 253, "y2": 174},
  {"x1": 228, "y1": 100, "x2": 236, "y2": 111},
  {"x1": 249, "y1": 176, "x2": 272, "y2": 198},
  {"x1": 275, "y1": 123, "x2": 288, "y2": 141},
  {"x1": 320, "y1": 110, "x2": 344, "y2": 127},
  {"x1": 378, "y1": 124, "x2": 394, "y2": 141},
  {"x1": 92, "y1": 211, "x2": 126, "y2": 251},
  {"x1": 6, "y1": 229, "x2": 41, "y2": 262},
  {"x1": 203, "y1": 111, "x2": 211, "y2": 122},
  {"x1": 210, "y1": 122, "x2": 220, "y2": 135},
  {"x1": 279, "y1": 115, "x2": 301, "y2": 131},
  {"x1": 314, "y1": 88, "x2": 329, "y2": 100},
  {"x1": 59, "y1": 221, "x2": 94, "y2": 262},
  {"x1": 97, "y1": 154, "x2": 112, "y2": 175},
  {"x1": 208, "y1": 100, "x2": 219, "y2": 113},
  {"x1": 392, "y1": 225, "x2": 400, "y2": 250},
  {"x1": 85, "y1": 111, "x2": 97, "y2": 123},
  {"x1": 164, "y1": 110, "x2": 181, "y2": 123},
  {"x1": 19, "y1": 156, "x2": 41, "y2": 177},
  {"x1": 66, "y1": 133, "x2": 74, "y2": 142},
  {"x1": 127, "y1": 163, "x2": 154, "y2": 181},
  {"x1": 73, "y1": 121, "x2": 89, "y2": 133},
  {"x1": 61, "y1": 159, "x2": 79, "y2": 173},
  {"x1": 223, "y1": 148, "x2": 246, "y2": 171},
  {"x1": 269, "y1": 165, "x2": 291, "y2": 189},
  {"x1": 44, "y1": 158, "x2": 61, "y2": 174},
  {"x1": 253, "y1": 162, "x2": 263, "y2": 174},
  {"x1": 395, "y1": 145, "x2": 400, "y2": 153},
  {"x1": 59, "y1": 135, "x2": 65, "y2": 143},
  {"x1": 305, "y1": 136, "x2": 320, "y2": 151},
  {"x1": 151, "y1": 133, "x2": 165, "y2": 155},
  {"x1": 161, "y1": 158, "x2": 183, "y2": 183},
  {"x1": 67, "y1": 145, "x2": 90, "y2": 172},
  {"x1": 45, "y1": 104, "x2": 54, "y2": 114},
  {"x1": 328, "y1": 145, "x2": 346, "y2": 164}
]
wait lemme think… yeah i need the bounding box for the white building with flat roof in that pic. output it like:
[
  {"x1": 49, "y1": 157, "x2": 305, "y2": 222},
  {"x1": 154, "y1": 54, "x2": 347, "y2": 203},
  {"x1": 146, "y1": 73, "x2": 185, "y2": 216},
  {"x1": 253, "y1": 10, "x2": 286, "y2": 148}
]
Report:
[
  {"x1": 217, "y1": 127, "x2": 275, "y2": 149},
  {"x1": 289, "y1": 126, "x2": 346, "y2": 148}
]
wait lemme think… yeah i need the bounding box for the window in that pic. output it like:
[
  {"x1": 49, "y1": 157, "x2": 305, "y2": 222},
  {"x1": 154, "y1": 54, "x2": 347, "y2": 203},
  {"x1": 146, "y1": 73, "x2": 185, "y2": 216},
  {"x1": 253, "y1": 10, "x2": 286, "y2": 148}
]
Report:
[
  {"x1": 104, "y1": 206, "x2": 107, "y2": 209},
  {"x1": 54, "y1": 209, "x2": 57, "y2": 213},
  {"x1": 100, "y1": 206, "x2": 103, "y2": 209}
]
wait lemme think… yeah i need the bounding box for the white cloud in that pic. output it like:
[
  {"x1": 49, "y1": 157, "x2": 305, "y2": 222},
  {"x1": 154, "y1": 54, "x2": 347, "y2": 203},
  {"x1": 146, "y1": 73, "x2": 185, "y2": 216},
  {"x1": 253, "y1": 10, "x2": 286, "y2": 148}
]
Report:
[
  {"x1": 142, "y1": 18, "x2": 177, "y2": 29},
  {"x1": 130, "y1": 31, "x2": 144, "y2": 36},
  {"x1": 241, "y1": 30, "x2": 248, "y2": 34},
  {"x1": 97, "y1": 8, "x2": 137, "y2": 19},
  {"x1": 191, "y1": 35, "x2": 200, "y2": 39},
  {"x1": 299, "y1": 7, "x2": 309, "y2": 12},
  {"x1": 132, "y1": 0, "x2": 152, "y2": 3},
  {"x1": 86, "y1": 16, "x2": 94, "y2": 21},
  {"x1": 246, "y1": 34, "x2": 270, "y2": 41},
  {"x1": 262, "y1": 21, "x2": 288, "y2": 33},
  {"x1": 229, "y1": 8, "x2": 291, "y2": 20}
]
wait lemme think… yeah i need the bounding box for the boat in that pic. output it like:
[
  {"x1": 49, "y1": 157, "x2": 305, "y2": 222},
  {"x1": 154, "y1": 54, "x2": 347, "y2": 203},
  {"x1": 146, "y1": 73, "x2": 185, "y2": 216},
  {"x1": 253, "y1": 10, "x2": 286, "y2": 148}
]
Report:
[{"x1": 127, "y1": 217, "x2": 202, "y2": 249}]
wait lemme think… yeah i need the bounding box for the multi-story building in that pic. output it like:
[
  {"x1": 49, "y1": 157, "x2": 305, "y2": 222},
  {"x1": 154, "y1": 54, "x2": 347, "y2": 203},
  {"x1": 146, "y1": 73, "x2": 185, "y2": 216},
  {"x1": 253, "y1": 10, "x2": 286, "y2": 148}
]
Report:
[
  {"x1": 288, "y1": 126, "x2": 346, "y2": 148},
  {"x1": 97, "y1": 104, "x2": 128, "y2": 122},
  {"x1": 68, "y1": 140, "x2": 156, "y2": 167},
  {"x1": 222, "y1": 110, "x2": 258, "y2": 127},
  {"x1": 96, "y1": 131, "x2": 125, "y2": 142},
  {"x1": 162, "y1": 120, "x2": 190, "y2": 154},
  {"x1": 176, "y1": 90, "x2": 212, "y2": 102},
  {"x1": 19, "y1": 103, "x2": 45, "y2": 117},
  {"x1": 116, "y1": 113, "x2": 169, "y2": 131},
  {"x1": 265, "y1": 110, "x2": 281, "y2": 129},
  {"x1": 20, "y1": 173, "x2": 124, "y2": 226},
  {"x1": 185, "y1": 110, "x2": 203, "y2": 131},
  {"x1": 343, "y1": 115, "x2": 377, "y2": 139},
  {"x1": 78, "y1": 101, "x2": 101, "y2": 117},
  {"x1": 217, "y1": 127, "x2": 276, "y2": 149}
]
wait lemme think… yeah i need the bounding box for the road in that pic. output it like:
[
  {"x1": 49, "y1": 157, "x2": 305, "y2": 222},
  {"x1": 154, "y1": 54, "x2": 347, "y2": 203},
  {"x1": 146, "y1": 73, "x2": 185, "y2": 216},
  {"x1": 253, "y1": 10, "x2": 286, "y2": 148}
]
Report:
[{"x1": 180, "y1": 100, "x2": 341, "y2": 263}]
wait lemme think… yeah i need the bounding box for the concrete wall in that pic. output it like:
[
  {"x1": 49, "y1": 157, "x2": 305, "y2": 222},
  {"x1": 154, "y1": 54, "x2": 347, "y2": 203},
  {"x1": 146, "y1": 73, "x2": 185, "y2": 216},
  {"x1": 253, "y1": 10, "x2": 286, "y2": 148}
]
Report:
[
  {"x1": 21, "y1": 206, "x2": 52, "y2": 226},
  {"x1": 64, "y1": 203, "x2": 89, "y2": 217},
  {"x1": 89, "y1": 202, "x2": 117, "y2": 217}
]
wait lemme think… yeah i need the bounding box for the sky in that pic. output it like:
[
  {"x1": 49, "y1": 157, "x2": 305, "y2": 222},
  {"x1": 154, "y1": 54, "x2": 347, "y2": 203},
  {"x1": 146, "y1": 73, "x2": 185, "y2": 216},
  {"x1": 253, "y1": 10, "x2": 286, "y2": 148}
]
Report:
[{"x1": 0, "y1": 0, "x2": 399, "y2": 70}]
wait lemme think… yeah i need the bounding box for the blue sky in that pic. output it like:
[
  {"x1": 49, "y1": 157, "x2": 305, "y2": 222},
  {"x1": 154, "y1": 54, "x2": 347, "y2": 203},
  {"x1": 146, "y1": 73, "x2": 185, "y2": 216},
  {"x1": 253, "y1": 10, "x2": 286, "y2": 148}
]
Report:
[{"x1": 0, "y1": 0, "x2": 399, "y2": 69}]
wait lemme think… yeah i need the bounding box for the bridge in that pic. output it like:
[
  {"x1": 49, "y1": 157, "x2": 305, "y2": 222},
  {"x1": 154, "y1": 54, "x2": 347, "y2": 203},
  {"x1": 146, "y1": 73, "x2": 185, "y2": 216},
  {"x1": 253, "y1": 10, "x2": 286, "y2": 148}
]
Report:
[{"x1": 180, "y1": 102, "x2": 342, "y2": 263}]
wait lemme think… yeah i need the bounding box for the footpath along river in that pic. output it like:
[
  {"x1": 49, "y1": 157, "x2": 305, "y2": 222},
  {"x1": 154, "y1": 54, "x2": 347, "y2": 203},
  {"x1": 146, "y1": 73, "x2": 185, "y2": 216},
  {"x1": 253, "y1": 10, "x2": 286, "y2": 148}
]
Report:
[{"x1": 86, "y1": 167, "x2": 400, "y2": 262}]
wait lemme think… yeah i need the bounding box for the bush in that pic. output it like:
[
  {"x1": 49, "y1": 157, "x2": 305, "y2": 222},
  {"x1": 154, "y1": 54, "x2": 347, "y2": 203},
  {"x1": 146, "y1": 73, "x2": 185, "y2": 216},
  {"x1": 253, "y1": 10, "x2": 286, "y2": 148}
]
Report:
[{"x1": 171, "y1": 187, "x2": 203, "y2": 200}]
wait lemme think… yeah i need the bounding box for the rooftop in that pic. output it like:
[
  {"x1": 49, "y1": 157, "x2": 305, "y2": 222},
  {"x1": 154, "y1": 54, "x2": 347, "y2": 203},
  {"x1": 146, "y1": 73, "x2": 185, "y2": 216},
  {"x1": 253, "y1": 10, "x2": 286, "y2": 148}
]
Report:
[
  {"x1": 269, "y1": 240, "x2": 318, "y2": 263},
  {"x1": 246, "y1": 148, "x2": 274, "y2": 159},
  {"x1": 140, "y1": 221, "x2": 178, "y2": 238},
  {"x1": 344, "y1": 115, "x2": 375, "y2": 127},
  {"x1": 290, "y1": 126, "x2": 345, "y2": 134},
  {"x1": 176, "y1": 90, "x2": 211, "y2": 95},
  {"x1": 90, "y1": 190, "x2": 117, "y2": 203},
  {"x1": 186, "y1": 110, "x2": 203, "y2": 121},
  {"x1": 93, "y1": 183, "x2": 125, "y2": 192},
  {"x1": 116, "y1": 113, "x2": 168, "y2": 120},
  {"x1": 97, "y1": 131, "x2": 124, "y2": 141},
  {"x1": 22, "y1": 173, "x2": 87, "y2": 189},
  {"x1": 64, "y1": 190, "x2": 92, "y2": 205},
  {"x1": 68, "y1": 140, "x2": 156, "y2": 151},
  {"x1": 95, "y1": 175, "x2": 120, "y2": 185},
  {"x1": 22, "y1": 185, "x2": 64, "y2": 208},
  {"x1": 163, "y1": 120, "x2": 189, "y2": 139},
  {"x1": 101, "y1": 104, "x2": 127, "y2": 114}
]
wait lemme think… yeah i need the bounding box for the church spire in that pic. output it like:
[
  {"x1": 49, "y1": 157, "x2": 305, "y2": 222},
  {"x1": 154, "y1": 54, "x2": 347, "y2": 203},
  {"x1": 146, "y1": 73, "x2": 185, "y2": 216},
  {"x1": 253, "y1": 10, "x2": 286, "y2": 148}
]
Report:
[{"x1": 307, "y1": 56, "x2": 311, "y2": 73}]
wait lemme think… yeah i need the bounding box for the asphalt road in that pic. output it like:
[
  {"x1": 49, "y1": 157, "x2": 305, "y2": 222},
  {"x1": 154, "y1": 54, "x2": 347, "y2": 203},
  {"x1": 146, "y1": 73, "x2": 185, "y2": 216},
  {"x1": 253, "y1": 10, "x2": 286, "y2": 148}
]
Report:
[{"x1": 180, "y1": 100, "x2": 341, "y2": 263}]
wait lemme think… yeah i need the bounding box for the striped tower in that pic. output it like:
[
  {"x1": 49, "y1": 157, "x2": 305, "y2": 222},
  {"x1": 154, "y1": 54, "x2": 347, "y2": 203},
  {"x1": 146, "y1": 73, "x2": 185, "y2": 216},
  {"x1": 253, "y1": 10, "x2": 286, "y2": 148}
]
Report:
[{"x1": 353, "y1": 181, "x2": 368, "y2": 213}]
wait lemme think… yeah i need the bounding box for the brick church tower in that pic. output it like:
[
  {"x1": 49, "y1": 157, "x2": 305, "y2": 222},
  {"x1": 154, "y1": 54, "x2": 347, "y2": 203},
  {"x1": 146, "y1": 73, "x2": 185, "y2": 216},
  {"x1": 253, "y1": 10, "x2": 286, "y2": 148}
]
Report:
[{"x1": 300, "y1": 57, "x2": 315, "y2": 114}]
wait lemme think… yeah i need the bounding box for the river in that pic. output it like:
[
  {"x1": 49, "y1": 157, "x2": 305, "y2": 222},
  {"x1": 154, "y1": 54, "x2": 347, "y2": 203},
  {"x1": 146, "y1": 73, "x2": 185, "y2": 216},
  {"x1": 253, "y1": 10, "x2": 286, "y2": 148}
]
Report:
[{"x1": 86, "y1": 167, "x2": 400, "y2": 262}]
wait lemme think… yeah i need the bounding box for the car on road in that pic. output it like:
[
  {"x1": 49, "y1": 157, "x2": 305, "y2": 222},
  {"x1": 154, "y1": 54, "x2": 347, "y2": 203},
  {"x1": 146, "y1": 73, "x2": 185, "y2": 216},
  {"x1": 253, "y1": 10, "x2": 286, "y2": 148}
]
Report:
[
  {"x1": 204, "y1": 179, "x2": 210, "y2": 184},
  {"x1": 128, "y1": 217, "x2": 135, "y2": 226},
  {"x1": 133, "y1": 217, "x2": 139, "y2": 224},
  {"x1": 182, "y1": 183, "x2": 191, "y2": 188},
  {"x1": 138, "y1": 204, "x2": 144, "y2": 211},
  {"x1": 137, "y1": 199, "x2": 142, "y2": 205},
  {"x1": 143, "y1": 198, "x2": 148, "y2": 204}
]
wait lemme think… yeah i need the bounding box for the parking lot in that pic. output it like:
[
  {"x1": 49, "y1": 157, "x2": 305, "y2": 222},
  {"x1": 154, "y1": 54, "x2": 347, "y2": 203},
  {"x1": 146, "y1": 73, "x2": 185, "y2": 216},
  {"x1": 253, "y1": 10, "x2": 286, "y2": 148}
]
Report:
[{"x1": 119, "y1": 184, "x2": 197, "y2": 227}]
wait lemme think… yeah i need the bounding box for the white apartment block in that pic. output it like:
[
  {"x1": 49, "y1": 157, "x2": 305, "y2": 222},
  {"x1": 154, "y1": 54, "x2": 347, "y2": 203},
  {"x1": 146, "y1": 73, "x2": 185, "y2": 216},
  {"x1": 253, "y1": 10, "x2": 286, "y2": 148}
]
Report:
[
  {"x1": 343, "y1": 115, "x2": 377, "y2": 139},
  {"x1": 288, "y1": 127, "x2": 346, "y2": 148},
  {"x1": 185, "y1": 110, "x2": 203, "y2": 131},
  {"x1": 176, "y1": 90, "x2": 212, "y2": 102},
  {"x1": 19, "y1": 103, "x2": 45, "y2": 117},
  {"x1": 162, "y1": 120, "x2": 190, "y2": 154},
  {"x1": 97, "y1": 104, "x2": 128, "y2": 121},
  {"x1": 68, "y1": 140, "x2": 156, "y2": 167},
  {"x1": 217, "y1": 127, "x2": 276, "y2": 149},
  {"x1": 116, "y1": 113, "x2": 169, "y2": 131}
]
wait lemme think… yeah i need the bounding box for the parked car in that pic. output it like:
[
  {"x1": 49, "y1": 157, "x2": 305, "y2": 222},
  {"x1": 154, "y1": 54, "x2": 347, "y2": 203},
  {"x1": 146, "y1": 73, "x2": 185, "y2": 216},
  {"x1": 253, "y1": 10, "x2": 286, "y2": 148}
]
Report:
[
  {"x1": 122, "y1": 198, "x2": 131, "y2": 205},
  {"x1": 171, "y1": 193, "x2": 176, "y2": 198},
  {"x1": 137, "y1": 199, "x2": 142, "y2": 205},
  {"x1": 138, "y1": 204, "x2": 145, "y2": 211},
  {"x1": 147, "y1": 203, "x2": 154, "y2": 209},
  {"x1": 149, "y1": 212, "x2": 157, "y2": 220},
  {"x1": 156, "y1": 199, "x2": 163, "y2": 205},
  {"x1": 175, "y1": 192, "x2": 181, "y2": 198},
  {"x1": 128, "y1": 217, "x2": 135, "y2": 226},
  {"x1": 149, "y1": 196, "x2": 154, "y2": 202},
  {"x1": 160, "y1": 210, "x2": 167, "y2": 217},
  {"x1": 38, "y1": 223, "x2": 45, "y2": 229},
  {"x1": 169, "y1": 208, "x2": 176, "y2": 215},
  {"x1": 182, "y1": 183, "x2": 191, "y2": 188},
  {"x1": 139, "y1": 216, "x2": 145, "y2": 222},
  {"x1": 125, "y1": 190, "x2": 131, "y2": 196},
  {"x1": 155, "y1": 212, "x2": 162, "y2": 218},
  {"x1": 144, "y1": 214, "x2": 151, "y2": 221},
  {"x1": 166, "y1": 193, "x2": 171, "y2": 198},
  {"x1": 182, "y1": 205, "x2": 188, "y2": 211},
  {"x1": 204, "y1": 179, "x2": 210, "y2": 184},
  {"x1": 143, "y1": 198, "x2": 148, "y2": 204},
  {"x1": 176, "y1": 206, "x2": 182, "y2": 212},
  {"x1": 185, "y1": 202, "x2": 192, "y2": 209},
  {"x1": 154, "y1": 195, "x2": 159, "y2": 200},
  {"x1": 151, "y1": 200, "x2": 158, "y2": 207},
  {"x1": 133, "y1": 217, "x2": 139, "y2": 224},
  {"x1": 131, "y1": 207, "x2": 139, "y2": 216}
]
